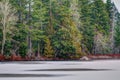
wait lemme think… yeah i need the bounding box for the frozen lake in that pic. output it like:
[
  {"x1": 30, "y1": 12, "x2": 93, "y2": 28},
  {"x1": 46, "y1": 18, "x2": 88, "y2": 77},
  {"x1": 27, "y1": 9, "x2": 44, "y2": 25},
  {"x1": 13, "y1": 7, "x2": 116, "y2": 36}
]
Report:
[{"x1": 0, "y1": 60, "x2": 120, "y2": 80}]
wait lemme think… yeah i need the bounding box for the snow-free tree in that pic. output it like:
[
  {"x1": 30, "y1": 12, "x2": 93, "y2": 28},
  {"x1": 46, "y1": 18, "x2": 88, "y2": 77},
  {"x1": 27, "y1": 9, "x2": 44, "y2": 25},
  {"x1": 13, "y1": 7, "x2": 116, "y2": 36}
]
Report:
[{"x1": 0, "y1": 0, "x2": 17, "y2": 55}]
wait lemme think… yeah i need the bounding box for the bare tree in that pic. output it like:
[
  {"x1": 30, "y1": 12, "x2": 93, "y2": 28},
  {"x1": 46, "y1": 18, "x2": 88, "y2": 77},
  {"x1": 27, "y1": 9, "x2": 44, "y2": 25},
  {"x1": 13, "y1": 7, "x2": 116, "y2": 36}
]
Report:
[
  {"x1": 0, "y1": 0, "x2": 17, "y2": 55},
  {"x1": 93, "y1": 32, "x2": 110, "y2": 54}
]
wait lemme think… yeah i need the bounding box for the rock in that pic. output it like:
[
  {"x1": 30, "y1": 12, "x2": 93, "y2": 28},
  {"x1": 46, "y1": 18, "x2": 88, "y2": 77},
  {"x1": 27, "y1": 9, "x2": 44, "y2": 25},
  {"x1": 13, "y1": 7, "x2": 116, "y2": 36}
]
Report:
[{"x1": 80, "y1": 56, "x2": 90, "y2": 61}]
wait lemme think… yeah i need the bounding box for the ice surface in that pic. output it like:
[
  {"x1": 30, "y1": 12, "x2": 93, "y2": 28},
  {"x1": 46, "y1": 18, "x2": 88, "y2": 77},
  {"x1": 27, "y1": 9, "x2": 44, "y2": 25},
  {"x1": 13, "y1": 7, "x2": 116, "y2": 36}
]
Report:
[{"x1": 0, "y1": 60, "x2": 120, "y2": 80}]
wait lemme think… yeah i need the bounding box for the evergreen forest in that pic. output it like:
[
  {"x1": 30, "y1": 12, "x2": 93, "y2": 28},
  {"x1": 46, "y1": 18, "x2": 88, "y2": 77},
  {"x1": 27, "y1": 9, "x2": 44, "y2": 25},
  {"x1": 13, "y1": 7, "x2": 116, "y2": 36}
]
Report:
[{"x1": 0, "y1": 0, "x2": 120, "y2": 60}]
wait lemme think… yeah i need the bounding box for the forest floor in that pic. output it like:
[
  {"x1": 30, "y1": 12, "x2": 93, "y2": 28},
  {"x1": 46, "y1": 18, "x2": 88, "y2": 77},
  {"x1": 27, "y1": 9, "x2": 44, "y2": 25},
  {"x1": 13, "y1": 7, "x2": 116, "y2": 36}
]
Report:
[
  {"x1": 0, "y1": 60, "x2": 120, "y2": 80},
  {"x1": 1, "y1": 54, "x2": 120, "y2": 61}
]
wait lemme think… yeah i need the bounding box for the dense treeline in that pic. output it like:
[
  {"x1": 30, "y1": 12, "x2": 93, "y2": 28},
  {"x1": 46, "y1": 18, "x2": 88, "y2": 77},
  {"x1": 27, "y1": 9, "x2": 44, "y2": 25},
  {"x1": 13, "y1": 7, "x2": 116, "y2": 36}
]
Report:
[{"x1": 0, "y1": 0, "x2": 120, "y2": 59}]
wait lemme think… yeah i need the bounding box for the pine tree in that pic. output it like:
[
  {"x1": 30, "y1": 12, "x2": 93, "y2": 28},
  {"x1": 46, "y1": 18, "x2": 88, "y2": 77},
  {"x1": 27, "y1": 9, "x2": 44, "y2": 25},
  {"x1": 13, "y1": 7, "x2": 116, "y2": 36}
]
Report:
[
  {"x1": 79, "y1": 0, "x2": 94, "y2": 54},
  {"x1": 106, "y1": 0, "x2": 113, "y2": 19},
  {"x1": 70, "y1": 0, "x2": 83, "y2": 57},
  {"x1": 92, "y1": 0, "x2": 110, "y2": 54},
  {"x1": 44, "y1": 38, "x2": 54, "y2": 58},
  {"x1": 49, "y1": 0, "x2": 83, "y2": 58},
  {"x1": 50, "y1": 0, "x2": 75, "y2": 58},
  {"x1": 9, "y1": 0, "x2": 28, "y2": 57},
  {"x1": 29, "y1": 0, "x2": 48, "y2": 57},
  {"x1": 106, "y1": 0, "x2": 115, "y2": 53},
  {"x1": 114, "y1": 13, "x2": 120, "y2": 53}
]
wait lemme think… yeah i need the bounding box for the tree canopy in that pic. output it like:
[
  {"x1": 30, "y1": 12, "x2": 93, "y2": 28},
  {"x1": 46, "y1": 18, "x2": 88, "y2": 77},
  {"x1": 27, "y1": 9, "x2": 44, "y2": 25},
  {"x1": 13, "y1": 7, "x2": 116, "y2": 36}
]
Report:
[{"x1": 0, "y1": 0, "x2": 120, "y2": 59}]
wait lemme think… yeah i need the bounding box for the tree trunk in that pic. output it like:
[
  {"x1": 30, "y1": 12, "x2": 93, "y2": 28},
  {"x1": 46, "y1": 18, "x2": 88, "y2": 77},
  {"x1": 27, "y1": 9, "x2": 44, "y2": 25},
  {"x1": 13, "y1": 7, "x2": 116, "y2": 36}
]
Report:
[
  {"x1": 49, "y1": 0, "x2": 54, "y2": 34},
  {"x1": 37, "y1": 42, "x2": 40, "y2": 56},
  {"x1": 1, "y1": 30, "x2": 6, "y2": 55},
  {"x1": 1, "y1": 15, "x2": 6, "y2": 55},
  {"x1": 27, "y1": 0, "x2": 32, "y2": 56},
  {"x1": 18, "y1": 0, "x2": 22, "y2": 23}
]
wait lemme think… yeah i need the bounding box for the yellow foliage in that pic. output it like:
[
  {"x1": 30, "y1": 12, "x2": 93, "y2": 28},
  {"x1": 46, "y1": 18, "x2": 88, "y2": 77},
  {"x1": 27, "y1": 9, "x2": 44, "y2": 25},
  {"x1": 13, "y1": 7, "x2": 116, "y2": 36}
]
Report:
[
  {"x1": 69, "y1": 19, "x2": 84, "y2": 56},
  {"x1": 44, "y1": 38, "x2": 54, "y2": 58}
]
